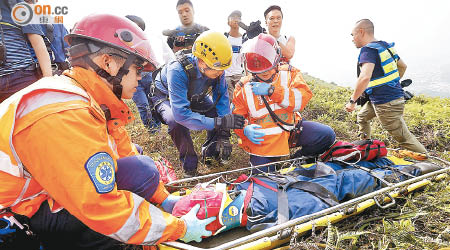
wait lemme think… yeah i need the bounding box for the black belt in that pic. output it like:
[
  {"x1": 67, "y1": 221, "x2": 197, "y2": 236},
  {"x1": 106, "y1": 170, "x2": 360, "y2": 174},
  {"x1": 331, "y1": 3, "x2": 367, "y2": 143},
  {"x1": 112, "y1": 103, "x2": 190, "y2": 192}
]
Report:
[
  {"x1": 24, "y1": 63, "x2": 37, "y2": 71},
  {"x1": 153, "y1": 87, "x2": 168, "y2": 98}
]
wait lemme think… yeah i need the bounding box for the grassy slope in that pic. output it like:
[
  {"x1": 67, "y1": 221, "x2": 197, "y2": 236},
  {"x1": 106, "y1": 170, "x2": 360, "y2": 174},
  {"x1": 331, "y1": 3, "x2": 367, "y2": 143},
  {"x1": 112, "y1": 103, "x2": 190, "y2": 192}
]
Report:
[{"x1": 125, "y1": 74, "x2": 450, "y2": 249}]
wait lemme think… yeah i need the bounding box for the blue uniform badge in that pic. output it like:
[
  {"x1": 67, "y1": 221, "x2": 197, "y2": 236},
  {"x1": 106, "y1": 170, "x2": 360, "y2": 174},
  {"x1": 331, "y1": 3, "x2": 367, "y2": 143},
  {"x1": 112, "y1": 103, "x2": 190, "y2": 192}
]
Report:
[{"x1": 84, "y1": 152, "x2": 116, "y2": 194}]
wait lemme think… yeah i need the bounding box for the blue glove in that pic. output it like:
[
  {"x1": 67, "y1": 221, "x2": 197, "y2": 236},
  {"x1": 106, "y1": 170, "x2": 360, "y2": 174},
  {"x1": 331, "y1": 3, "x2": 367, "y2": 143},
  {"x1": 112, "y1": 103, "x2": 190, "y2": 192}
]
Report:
[
  {"x1": 161, "y1": 195, "x2": 182, "y2": 213},
  {"x1": 244, "y1": 124, "x2": 265, "y2": 144},
  {"x1": 180, "y1": 204, "x2": 216, "y2": 243},
  {"x1": 250, "y1": 82, "x2": 271, "y2": 96}
]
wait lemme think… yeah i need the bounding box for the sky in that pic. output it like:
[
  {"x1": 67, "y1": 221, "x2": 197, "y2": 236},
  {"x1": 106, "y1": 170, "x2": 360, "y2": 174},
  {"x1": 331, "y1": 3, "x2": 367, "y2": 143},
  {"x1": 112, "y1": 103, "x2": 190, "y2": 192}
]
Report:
[{"x1": 43, "y1": 0, "x2": 450, "y2": 96}]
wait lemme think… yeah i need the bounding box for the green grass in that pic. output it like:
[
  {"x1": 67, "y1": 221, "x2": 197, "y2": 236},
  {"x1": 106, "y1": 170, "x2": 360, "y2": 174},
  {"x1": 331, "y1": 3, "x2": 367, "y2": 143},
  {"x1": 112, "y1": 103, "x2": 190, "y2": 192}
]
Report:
[{"x1": 124, "y1": 74, "x2": 450, "y2": 249}]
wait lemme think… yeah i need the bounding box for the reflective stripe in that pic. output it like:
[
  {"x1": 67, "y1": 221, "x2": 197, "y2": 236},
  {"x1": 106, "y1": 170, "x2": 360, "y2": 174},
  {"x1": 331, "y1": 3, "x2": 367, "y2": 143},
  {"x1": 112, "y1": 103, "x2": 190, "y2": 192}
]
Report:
[
  {"x1": 17, "y1": 91, "x2": 88, "y2": 119},
  {"x1": 292, "y1": 88, "x2": 303, "y2": 111},
  {"x1": 107, "y1": 136, "x2": 119, "y2": 156},
  {"x1": 18, "y1": 190, "x2": 47, "y2": 203},
  {"x1": 368, "y1": 70, "x2": 400, "y2": 88},
  {"x1": 9, "y1": 100, "x2": 25, "y2": 178},
  {"x1": 382, "y1": 60, "x2": 397, "y2": 74},
  {"x1": 0, "y1": 77, "x2": 91, "y2": 211},
  {"x1": 279, "y1": 71, "x2": 290, "y2": 108},
  {"x1": 108, "y1": 193, "x2": 145, "y2": 242},
  {"x1": 108, "y1": 193, "x2": 168, "y2": 244},
  {"x1": 259, "y1": 125, "x2": 293, "y2": 135},
  {"x1": 244, "y1": 84, "x2": 283, "y2": 118},
  {"x1": 10, "y1": 177, "x2": 31, "y2": 207},
  {"x1": 142, "y1": 204, "x2": 167, "y2": 245},
  {"x1": 379, "y1": 47, "x2": 397, "y2": 63},
  {"x1": 0, "y1": 150, "x2": 20, "y2": 177}
]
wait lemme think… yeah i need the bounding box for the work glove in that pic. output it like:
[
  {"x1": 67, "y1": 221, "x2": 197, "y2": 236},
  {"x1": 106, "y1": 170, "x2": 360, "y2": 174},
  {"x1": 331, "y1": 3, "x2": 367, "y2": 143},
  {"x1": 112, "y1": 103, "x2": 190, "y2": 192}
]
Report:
[
  {"x1": 161, "y1": 195, "x2": 182, "y2": 213},
  {"x1": 244, "y1": 124, "x2": 265, "y2": 144},
  {"x1": 250, "y1": 82, "x2": 272, "y2": 96},
  {"x1": 180, "y1": 204, "x2": 216, "y2": 243},
  {"x1": 216, "y1": 129, "x2": 232, "y2": 161},
  {"x1": 214, "y1": 114, "x2": 245, "y2": 130}
]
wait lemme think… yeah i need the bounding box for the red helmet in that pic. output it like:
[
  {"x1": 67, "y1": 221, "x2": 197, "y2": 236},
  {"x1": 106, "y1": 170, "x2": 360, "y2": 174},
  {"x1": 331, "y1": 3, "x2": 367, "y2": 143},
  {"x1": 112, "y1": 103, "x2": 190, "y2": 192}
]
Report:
[
  {"x1": 242, "y1": 33, "x2": 281, "y2": 74},
  {"x1": 65, "y1": 13, "x2": 159, "y2": 71}
]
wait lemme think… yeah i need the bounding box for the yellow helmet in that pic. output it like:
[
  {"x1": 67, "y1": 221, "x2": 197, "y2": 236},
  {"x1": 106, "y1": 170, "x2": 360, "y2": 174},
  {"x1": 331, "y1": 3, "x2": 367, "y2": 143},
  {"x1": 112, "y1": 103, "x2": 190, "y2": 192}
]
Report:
[{"x1": 192, "y1": 31, "x2": 232, "y2": 70}]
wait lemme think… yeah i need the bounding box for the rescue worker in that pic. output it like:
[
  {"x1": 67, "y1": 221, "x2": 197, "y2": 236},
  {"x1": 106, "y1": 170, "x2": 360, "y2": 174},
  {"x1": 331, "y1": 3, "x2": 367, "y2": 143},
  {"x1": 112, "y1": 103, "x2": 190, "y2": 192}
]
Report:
[
  {"x1": 233, "y1": 34, "x2": 335, "y2": 172},
  {"x1": 162, "y1": 0, "x2": 209, "y2": 53},
  {"x1": 152, "y1": 31, "x2": 245, "y2": 178},
  {"x1": 345, "y1": 19, "x2": 427, "y2": 154},
  {"x1": 0, "y1": 14, "x2": 215, "y2": 249}
]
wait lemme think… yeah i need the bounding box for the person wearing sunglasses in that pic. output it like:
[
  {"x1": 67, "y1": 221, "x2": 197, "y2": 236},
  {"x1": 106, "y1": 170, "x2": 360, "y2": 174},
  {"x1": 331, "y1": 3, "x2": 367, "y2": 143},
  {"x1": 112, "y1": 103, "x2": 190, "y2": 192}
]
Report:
[
  {"x1": 152, "y1": 31, "x2": 245, "y2": 178},
  {"x1": 0, "y1": 14, "x2": 216, "y2": 249}
]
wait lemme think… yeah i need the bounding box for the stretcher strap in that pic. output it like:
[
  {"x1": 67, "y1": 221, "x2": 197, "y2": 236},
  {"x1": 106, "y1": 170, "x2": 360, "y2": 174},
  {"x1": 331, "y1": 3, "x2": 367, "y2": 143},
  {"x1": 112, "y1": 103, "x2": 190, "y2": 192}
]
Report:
[
  {"x1": 277, "y1": 185, "x2": 289, "y2": 225},
  {"x1": 240, "y1": 181, "x2": 253, "y2": 227},
  {"x1": 288, "y1": 181, "x2": 339, "y2": 207}
]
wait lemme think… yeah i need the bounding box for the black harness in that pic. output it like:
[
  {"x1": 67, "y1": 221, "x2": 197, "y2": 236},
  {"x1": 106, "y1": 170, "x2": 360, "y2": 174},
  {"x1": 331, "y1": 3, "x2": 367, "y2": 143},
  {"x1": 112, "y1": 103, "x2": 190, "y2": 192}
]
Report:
[{"x1": 151, "y1": 52, "x2": 223, "y2": 113}]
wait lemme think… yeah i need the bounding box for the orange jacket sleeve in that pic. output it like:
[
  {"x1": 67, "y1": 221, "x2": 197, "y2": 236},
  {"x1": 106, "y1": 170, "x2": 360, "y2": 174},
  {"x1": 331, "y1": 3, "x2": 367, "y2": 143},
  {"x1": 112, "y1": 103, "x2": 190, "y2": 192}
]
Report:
[
  {"x1": 14, "y1": 107, "x2": 185, "y2": 245},
  {"x1": 232, "y1": 84, "x2": 250, "y2": 141},
  {"x1": 270, "y1": 68, "x2": 313, "y2": 113}
]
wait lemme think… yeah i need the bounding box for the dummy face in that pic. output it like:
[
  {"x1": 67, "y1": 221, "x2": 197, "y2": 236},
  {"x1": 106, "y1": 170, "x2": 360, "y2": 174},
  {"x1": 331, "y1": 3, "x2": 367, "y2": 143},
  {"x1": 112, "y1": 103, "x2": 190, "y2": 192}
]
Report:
[
  {"x1": 255, "y1": 68, "x2": 277, "y2": 82},
  {"x1": 94, "y1": 54, "x2": 142, "y2": 99},
  {"x1": 351, "y1": 25, "x2": 364, "y2": 48},
  {"x1": 228, "y1": 16, "x2": 240, "y2": 29},
  {"x1": 198, "y1": 59, "x2": 224, "y2": 79},
  {"x1": 265, "y1": 9, "x2": 283, "y2": 36},
  {"x1": 177, "y1": 3, "x2": 194, "y2": 26}
]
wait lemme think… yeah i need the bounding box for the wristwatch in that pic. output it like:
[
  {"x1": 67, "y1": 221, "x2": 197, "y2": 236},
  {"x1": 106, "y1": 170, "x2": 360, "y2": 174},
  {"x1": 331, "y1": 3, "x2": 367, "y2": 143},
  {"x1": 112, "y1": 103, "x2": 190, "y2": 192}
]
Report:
[
  {"x1": 268, "y1": 85, "x2": 275, "y2": 96},
  {"x1": 349, "y1": 98, "x2": 357, "y2": 104}
]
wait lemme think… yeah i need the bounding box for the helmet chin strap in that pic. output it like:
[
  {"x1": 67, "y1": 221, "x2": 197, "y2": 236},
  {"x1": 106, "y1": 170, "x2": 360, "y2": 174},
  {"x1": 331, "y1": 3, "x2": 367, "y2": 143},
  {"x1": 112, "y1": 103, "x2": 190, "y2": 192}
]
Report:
[{"x1": 84, "y1": 55, "x2": 136, "y2": 100}]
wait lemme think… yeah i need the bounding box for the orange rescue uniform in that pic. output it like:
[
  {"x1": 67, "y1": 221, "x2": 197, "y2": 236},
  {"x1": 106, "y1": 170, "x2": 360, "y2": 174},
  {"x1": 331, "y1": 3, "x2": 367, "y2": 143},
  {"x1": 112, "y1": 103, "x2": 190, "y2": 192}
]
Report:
[
  {"x1": 0, "y1": 67, "x2": 186, "y2": 245},
  {"x1": 232, "y1": 65, "x2": 312, "y2": 157}
]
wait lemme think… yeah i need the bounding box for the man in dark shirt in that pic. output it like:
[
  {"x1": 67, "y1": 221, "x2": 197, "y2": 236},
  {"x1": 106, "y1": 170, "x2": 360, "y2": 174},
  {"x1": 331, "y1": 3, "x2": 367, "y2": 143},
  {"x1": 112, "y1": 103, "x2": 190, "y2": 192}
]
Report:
[
  {"x1": 162, "y1": 0, "x2": 209, "y2": 53},
  {"x1": 345, "y1": 19, "x2": 427, "y2": 153}
]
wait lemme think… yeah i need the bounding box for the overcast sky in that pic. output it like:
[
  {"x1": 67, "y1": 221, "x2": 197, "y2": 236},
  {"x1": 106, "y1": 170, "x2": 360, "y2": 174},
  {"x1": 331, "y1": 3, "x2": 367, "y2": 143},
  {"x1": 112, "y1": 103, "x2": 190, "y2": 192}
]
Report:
[{"x1": 47, "y1": 0, "x2": 450, "y2": 95}]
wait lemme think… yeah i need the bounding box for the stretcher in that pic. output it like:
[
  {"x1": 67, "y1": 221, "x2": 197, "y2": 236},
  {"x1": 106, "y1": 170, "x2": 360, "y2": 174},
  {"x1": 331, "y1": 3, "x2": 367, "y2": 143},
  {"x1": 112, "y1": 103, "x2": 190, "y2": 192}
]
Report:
[{"x1": 157, "y1": 154, "x2": 450, "y2": 250}]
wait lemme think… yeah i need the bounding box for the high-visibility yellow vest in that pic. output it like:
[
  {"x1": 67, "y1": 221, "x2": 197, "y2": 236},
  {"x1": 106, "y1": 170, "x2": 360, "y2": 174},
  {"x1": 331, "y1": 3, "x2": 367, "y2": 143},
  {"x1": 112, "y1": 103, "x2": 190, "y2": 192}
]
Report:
[{"x1": 362, "y1": 42, "x2": 400, "y2": 92}]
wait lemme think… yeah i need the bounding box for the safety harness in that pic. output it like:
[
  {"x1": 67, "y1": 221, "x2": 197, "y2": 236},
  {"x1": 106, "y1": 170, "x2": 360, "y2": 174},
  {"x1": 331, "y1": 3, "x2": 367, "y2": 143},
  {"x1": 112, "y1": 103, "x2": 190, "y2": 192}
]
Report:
[{"x1": 150, "y1": 51, "x2": 223, "y2": 113}]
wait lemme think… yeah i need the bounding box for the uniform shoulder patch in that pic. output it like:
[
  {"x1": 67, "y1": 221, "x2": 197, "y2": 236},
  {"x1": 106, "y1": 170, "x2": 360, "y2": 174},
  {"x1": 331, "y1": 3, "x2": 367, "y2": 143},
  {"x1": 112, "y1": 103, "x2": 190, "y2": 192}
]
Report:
[{"x1": 84, "y1": 152, "x2": 116, "y2": 194}]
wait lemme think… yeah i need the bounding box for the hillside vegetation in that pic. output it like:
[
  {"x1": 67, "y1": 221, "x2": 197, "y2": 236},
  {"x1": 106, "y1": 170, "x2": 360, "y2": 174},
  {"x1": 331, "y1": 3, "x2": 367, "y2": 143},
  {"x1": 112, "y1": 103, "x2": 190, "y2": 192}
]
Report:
[
  {"x1": 302, "y1": 73, "x2": 450, "y2": 159},
  {"x1": 125, "y1": 74, "x2": 450, "y2": 249}
]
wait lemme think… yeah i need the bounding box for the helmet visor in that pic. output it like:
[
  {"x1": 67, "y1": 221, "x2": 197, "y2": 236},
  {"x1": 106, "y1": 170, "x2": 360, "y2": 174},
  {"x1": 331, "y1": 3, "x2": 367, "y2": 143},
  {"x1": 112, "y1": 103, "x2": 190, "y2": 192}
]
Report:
[
  {"x1": 244, "y1": 53, "x2": 273, "y2": 74},
  {"x1": 242, "y1": 38, "x2": 279, "y2": 74}
]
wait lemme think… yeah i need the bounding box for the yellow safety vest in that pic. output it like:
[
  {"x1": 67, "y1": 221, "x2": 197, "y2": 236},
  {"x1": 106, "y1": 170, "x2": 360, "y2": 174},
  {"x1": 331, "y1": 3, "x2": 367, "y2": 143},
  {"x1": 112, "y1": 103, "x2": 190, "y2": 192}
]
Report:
[{"x1": 363, "y1": 42, "x2": 400, "y2": 91}]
